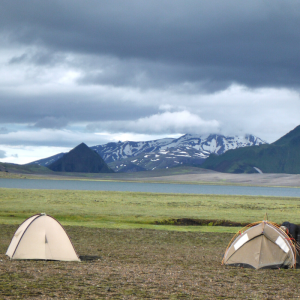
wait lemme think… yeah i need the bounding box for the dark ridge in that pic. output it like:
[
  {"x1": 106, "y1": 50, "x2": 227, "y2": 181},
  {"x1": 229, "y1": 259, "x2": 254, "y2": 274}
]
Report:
[
  {"x1": 48, "y1": 142, "x2": 114, "y2": 173},
  {"x1": 154, "y1": 218, "x2": 250, "y2": 227},
  {"x1": 273, "y1": 124, "x2": 300, "y2": 146}
]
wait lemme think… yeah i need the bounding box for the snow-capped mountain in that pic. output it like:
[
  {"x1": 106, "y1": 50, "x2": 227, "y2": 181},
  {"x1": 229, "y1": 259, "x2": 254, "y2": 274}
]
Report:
[
  {"x1": 92, "y1": 134, "x2": 266, "y2": 171},
  {"x1": 29, "y1": 133, "x2": 267, "y2": 172},
  {"x1": 92, "y1": 134, "x2": 266, "y2": 163}
]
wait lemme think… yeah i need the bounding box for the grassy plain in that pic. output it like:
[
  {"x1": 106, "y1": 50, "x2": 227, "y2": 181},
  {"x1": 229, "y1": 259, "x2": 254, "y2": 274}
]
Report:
[{"x1": 1, "y1": 188, "x2": 300, "y2": 232}]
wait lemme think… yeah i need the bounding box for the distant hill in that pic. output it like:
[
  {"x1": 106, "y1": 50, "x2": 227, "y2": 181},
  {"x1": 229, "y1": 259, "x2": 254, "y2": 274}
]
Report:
[
  {"x1": 30, "y1": 133, "x2": 266, "y2": 172},
  {"x1": 0, "y1": 162, "x2": 53, "y2": 174},
  {"x1": 201, "y1": 125, "x2": 300, "y2": 174},
  {"x1": 48, "y1": 143, "x2": 114, "y2": 173}
]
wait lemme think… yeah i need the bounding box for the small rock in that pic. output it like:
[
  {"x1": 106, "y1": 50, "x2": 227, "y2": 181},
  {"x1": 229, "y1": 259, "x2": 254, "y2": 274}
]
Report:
[{"x1": 106, "y1": 287, "x2": 111, "y2": 292}]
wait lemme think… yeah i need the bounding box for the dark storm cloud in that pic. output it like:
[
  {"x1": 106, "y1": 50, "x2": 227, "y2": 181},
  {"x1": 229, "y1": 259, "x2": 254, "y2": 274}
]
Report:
[
  {"x1": 9, "y1": 50, "x2": 66, "y2": 66},
  {"x1": 0, "y1": 127, "x2": 9, "y2": 134},
  {"x1": 32, "y1": 117, "x2": 69, "y2": 129},
  {"x1": 1, "y1": 0, "x2": 300, "y2": 90},
  {"x1": 77, "y1": 56, "x2": 232, "y2": 92},
  {"x1": 0, "y1": 93, "x2": 158, "y2": 128}
]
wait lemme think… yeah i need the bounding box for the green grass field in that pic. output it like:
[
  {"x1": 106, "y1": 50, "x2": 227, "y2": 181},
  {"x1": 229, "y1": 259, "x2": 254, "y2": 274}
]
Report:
[{"x1": 1, "y1": 188, "x2": 300, "y2": 232}]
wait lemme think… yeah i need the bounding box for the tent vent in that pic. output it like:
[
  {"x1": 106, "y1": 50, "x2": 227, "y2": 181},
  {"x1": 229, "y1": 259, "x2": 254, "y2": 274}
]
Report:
[
  {"x1": 45, "y1": 235, "x2": 48, "y2": 244},
  {"x1": 234, "y1": 234, "x2": 249, "y2": 250},
  {"x1": 275, "y1": 236, "x2": 289, "y2": 253}
]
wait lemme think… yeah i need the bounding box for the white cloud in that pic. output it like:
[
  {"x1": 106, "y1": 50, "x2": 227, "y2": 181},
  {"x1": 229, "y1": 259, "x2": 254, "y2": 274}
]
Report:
[
  {"x1": 0, "y1": 149, "x2": 7, "y2": 159},
  {"x1": 89, "y1": 110, "x2": 220, "y2": 135},
  {"x1": 195, "y1": 85, "x2": 300, "y2": 142},
  {"x1": 0, "y1": 145, "x2": 69, "y2": 165},
  {"x1": 127, "y1": 111, "x2": 220, "y2": 134},
  {"x1": 0, "y1": 128, "x2": 109, "y2": 148},
  {"x1": 95, "y1": 132, "x2": 182, "y2": 142}
]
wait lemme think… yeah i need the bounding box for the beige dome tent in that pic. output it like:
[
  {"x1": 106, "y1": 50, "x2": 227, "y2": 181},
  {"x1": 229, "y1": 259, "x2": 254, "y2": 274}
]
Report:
[
  {"x1": 6, "y1": 213, "x2": 80, "y2": 261},
  {"x1": 222, "y1": 221, "x2": 300, "y2": 269}
]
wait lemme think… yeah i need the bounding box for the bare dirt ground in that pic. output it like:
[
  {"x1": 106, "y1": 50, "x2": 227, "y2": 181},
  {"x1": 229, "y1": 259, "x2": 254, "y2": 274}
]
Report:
[
  {"x1": 142, "y1": 171, "x2": 300, "y2": 187},
  {"x1": 1, "y1": 225, "x2": 300, "y2": 299}
]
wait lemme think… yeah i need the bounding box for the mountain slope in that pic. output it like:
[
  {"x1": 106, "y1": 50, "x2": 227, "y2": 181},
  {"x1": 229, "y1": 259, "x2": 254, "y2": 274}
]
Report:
[
  {"x1": 201, "y1": 125, "x2": 300, "y2": 174},
  {"x1": 109, "y1": 147, "x2": 208, "y2": 172},
  {"x1": 91, "y1": 133, "x2": 265, "y2": 164},
  {"x1": 29, "y1": 152, "x2": 65, "y2": 167},
  {"x1": 48, "y1": 143, "x2": 113, "y2": 173}
]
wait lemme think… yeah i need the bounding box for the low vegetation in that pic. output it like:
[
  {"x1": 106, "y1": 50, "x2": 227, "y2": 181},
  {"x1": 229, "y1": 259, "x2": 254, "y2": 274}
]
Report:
[
  {"x1": 0, "y1": 163, "x2": 53, "y2": 177},
  {"x1": 1, "y1": 225, "x2": 300, "y2": 299},
  {"x1": 1, "y1": 188, "x2": 300, "y2": 231}
]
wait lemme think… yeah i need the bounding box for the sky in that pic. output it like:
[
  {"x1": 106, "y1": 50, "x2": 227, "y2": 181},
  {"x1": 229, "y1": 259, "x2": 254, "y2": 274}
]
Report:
[{"x1": 1, "y1": 0, "x2": 300, "y2": 164}]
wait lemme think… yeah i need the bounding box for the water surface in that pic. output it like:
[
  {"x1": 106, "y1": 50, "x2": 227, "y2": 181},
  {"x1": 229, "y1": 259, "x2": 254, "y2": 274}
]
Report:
[{"x1": 0, "y1": 178, "x2": 299, "y2": 197}]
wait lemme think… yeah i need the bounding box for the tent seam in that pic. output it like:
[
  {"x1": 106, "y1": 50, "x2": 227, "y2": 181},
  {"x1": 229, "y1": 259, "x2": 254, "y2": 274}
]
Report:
[{"x1": 11, "y1": 214, "x2": 41, "y2": 258}]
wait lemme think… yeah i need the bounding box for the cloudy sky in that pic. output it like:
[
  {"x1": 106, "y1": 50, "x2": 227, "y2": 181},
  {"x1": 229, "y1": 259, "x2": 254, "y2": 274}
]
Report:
[{"x1": 1, "y1": 0, "x2": 300, "y2": 164}]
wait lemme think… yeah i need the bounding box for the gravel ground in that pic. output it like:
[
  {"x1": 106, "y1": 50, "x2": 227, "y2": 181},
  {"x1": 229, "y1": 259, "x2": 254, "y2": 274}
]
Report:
[
  {"x1": 1, "y1": 225, "x2": 300, "y2": 299},
  {"x1": 141, "y1": 172, "x2": 300, "y2": 187}
]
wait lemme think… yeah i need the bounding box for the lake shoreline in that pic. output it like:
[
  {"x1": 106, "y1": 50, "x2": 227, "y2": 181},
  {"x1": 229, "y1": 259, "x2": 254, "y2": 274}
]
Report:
[
  {"x1": 1, "y1": 177, "x2": 300, "y2": 197},
  {"x1": 1, "y1": 167, "x2": 300, "y2": 188}
]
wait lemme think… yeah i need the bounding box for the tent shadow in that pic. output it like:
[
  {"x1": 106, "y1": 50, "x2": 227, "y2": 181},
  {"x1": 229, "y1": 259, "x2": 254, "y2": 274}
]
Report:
[{"x1": 79, "y1": 255, "x2": 101, "y2": 261}]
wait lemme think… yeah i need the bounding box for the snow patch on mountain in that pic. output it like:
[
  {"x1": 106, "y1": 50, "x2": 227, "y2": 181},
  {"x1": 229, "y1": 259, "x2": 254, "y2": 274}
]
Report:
[{"x1": 92, "y1": 133, "x2": 266, "y2": 172}]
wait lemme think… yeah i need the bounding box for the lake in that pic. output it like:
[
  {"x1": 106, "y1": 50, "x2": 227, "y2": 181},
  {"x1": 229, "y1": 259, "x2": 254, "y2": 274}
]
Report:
[{"x1": 0, "y1": 178, "x2": 299, "y2": 197}]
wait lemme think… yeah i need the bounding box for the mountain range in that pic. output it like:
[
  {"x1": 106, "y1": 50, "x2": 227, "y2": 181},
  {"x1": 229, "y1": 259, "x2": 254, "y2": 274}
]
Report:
[
  {"x1": 201, "y1": 125, "x2": 300, "y2": 174},
  {"x1": 30, "y1": 133, "x2": 266, "y2": 172}
]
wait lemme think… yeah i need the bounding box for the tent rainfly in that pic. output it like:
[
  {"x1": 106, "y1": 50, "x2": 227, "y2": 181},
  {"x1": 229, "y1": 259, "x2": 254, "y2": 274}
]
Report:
[
  {"x1": 222, "y1": 221, "x2": 300, "y2": 269},
  {"x1": 6, "y1": 213, "x2": 80, "y2": 261}
]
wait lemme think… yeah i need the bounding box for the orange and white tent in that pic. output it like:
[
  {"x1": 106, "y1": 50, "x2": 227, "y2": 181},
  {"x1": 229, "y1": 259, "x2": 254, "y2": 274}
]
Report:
[
  {"x1": 222, "y1": 221, "x2": 300, "y2": 269},
  {"x1": 6, "y1": 213, "x2": 80, "y2": 261}
]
